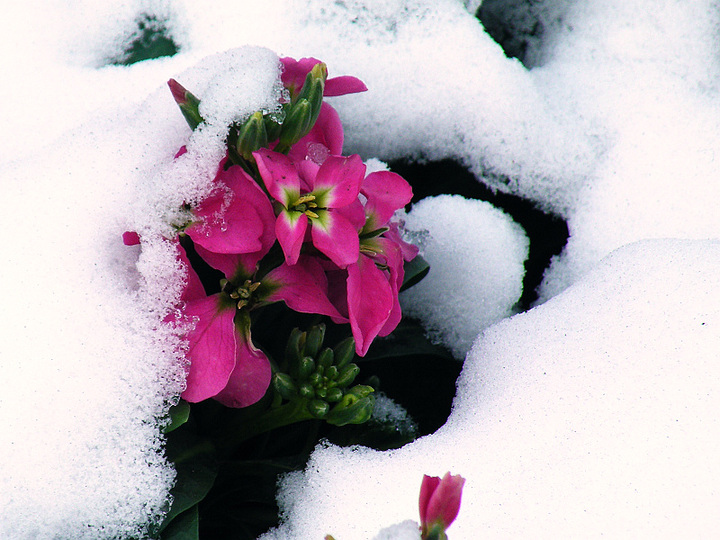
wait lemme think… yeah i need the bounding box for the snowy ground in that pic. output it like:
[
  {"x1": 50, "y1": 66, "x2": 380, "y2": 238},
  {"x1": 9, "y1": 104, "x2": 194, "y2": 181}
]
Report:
[{"x1": 2, "y1": 0, "x2": 720, "y2": 537}]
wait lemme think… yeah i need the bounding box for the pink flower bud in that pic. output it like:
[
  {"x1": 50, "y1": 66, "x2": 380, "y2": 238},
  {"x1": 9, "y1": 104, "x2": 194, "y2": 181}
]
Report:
[{"x1": 419, "y1": 472, "x2": 465, "y2": 538}]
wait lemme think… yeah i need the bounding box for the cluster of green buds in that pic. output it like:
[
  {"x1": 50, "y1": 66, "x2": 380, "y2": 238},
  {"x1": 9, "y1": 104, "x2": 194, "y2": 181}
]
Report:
[{"x1": 273, "y1": 324, "x2": 375, "y2": 426}]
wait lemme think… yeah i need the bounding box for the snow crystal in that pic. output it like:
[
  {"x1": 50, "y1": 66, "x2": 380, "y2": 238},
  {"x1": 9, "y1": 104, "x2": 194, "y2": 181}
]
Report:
[{"x1": 401, "y1": 195, "x2": 528, "y2": 358}]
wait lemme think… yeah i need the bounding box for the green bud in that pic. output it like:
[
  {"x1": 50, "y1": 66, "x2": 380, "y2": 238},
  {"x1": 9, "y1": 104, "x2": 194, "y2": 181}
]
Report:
[
  {"x1": 303, "y1": 324, "x2": 325, "y2": 358},
  {"x1": 308, "y1": 372, "x2": 322, "y2": 387},
  {"x1": 278, "y1": 99, "x2": 313, "y2": 149},
  {"x1": 264, "y1": 113, "x2": 283, "y2": 142},
  {"x1": 316, "y1": 387, "x2": 327, "y2": 399},
  {"x1": 299, "y1": 356, "x2": 316, "y2": 379},
  {"x1": 317, "y1": 348, "x2": 334, "y2": 371},
  {"x1": 308, "y1": 399, "x2": 330, "y2": 419},
  {"x1": 299, "y1": 383, "x2": 315, "y2": 399},
  {"x1": 295, "y1": 63, "x2": 326, "y2": 127},
  {"x1": 333, "y1": 337, "x2": 356, "y2": 369},
  {"x1": 167, "y1": 79, "x2": 204, "y2": 130},
  {"x1": 335, "y1": 363, "x2": 360, "y2": 388},
  {"x1": 273, "y1": 373, "x2": 298, "y2": 401},
  {"x1": 346, "y1": 384, "x2": 375, "y2": 399},
  {"x1": 286, "y1": 328, "x2": 304, "y2": 373},
  {"x1": 325, "y1": 365, "x2": 339, "y2": 380},
  {"x1": 236, "y1": 111, "x2": 268, "y2": 160},
  {"x1": 326, "y1": 393, "x2": 375, "y2": 426},
  {"x1": 326, "y1": 387, "x2": 343, "y2": 403}
]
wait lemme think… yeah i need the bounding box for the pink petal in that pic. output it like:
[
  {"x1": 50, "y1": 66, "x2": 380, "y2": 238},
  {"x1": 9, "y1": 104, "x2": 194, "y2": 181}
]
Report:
[
  {"x1": 280, "y1": 57, "x2": 322, "y2": 97},
  {"x1": 347, "y1": 255, "x2": 394, "y2": 356},
  {"x1": 276, "y1": 210, "x2": 308, "y2": 265},
  {"x1": 188, "y1": 165, "x2": 274, "y2": 254},
  {"x1": 264, "y1": 257, "x2": 344, "y2": 319},
  {"x1": 180, "y1": 296, "x2": 237, "y2": 403},
  {"x1": 122, "y1": 231, "x2": 140, "y2": 245},
  {"x1": 425, "y1": 473, "x2": 466, "y2": 529},
  {"x1": 419, "y1": 475, "x2": 442, "y2": 525},
  {"x1": 254, "y1": 148, "x2": 301, "y2": 206},
  {"x1": 213, "y1": 329, "x2": 272, "y2": 408},
  {"x1": 289, "y1": 103, "x2": 344, "y2": 163},
  {"x1": 177, "y1": 242, "x2": 207, "y2": 302},
  {"x1": 311, "y1": 210, "x2": 360, "y2": 268},
  {"x1": 361, "y1": 171, "x2": 413, "y2": 230},
  {"x1": 324, "y1": 75, "x2": 368, "y2": 96},
  {"x1": 312, "y1": 154, "x2": 366, "y2": 208}
]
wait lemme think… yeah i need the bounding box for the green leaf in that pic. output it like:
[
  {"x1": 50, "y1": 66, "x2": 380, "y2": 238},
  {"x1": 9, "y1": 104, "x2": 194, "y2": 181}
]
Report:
[
  {"x1": 163, "y1": 400, "x2": 191, "y2": 434},
  {"x1": 160, "y1": 505, "x2": 199, "y2": 540},
  {"x1": 158, "y1": 420, "x2": 218, "y2": 534},
  {"x1": 363, "y1": 317, "x2": 455, "y2": 362},
  {"x1": 400, "y1": 255, "x2": 430, "y2": 292}
]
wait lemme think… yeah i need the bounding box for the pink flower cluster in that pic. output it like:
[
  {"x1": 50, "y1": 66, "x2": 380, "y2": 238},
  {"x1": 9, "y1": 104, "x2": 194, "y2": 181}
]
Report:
[{"x1": 147, "y1": 58, "x2": 418, "y2": 408}]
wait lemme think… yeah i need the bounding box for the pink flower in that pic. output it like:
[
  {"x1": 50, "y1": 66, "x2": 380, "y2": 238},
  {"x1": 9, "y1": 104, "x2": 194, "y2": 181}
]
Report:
[
  {"x1": 334, "y1": 169, "x2": 418, "y2": 356},
  {"x1": 254, "y1": 148, "x2": 366, "y2": 268},
  {"x1": 185, "y1": 161, "x2": 276, "y2": 266},
  {"x1": 280, "y1": 57, "x2": 367, "y2": 100},
  {"x1": 419, "y1": 473, "x2": 466, "y2": 539},
  {"x1": 179, "y1": 245, "x2": 343, "y2": 407}
]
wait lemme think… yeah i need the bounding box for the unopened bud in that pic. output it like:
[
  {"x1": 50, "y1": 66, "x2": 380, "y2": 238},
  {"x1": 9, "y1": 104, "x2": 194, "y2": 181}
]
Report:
[
  {"x1": 236, "y1": 111, "x2": 268, "y2": 160},
  {"x1": 317, "y1": 348, "x2": 334, "y2": 371},
  {"x1": 278, "y1": 99, "x2": 313, "y2": 149},
  {"x1": 273, "y1": 373, "x2": 298, "y2": 401},
  {"x1": 325, "y1": 365, "x2": 339, "y2": 381},
  {"x1": 333, "y1": 337, "x2": 355, "y2": 369},
  {"x1": 326, "y1": 393, "x2": 375, "y2": 426},
  {"x1": 335, "y1": 364, "x2": 360, "y2": 388},
  {"x1": 299, "y1": 383, "x2": 315, "y2": 399},
  {"x1": 286, "y1": 328, "x2": 304, "y2": 373},
  {"x1": 326, "y1": 387, "x2": 343, "y2": 403},
  {"x1": 308, "y1": 399, "x2": 330, "y2": 418},
  {"x1": 303, "y1": 324, "x2": 325, "y2": 358},
  {"x1": 167, "y1": 79, "x2": 203, "y2": 130},
  {"x1": 299, "y1": 357, "x2": 316, "y2": 379}
]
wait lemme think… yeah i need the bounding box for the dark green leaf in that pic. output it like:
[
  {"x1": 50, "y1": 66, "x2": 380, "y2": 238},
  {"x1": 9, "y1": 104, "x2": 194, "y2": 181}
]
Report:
[
  {"x1": 363, "y1": 317, "x2": 455, "y2": 362},
  {"x1": 163, "y1": 400, "x2": 191, "y2": 434},
  {"x1": 400, "y1": 255, "x2": 430, "y2": 292},
  {"x1": 160, "y1": 505, "x2": 198, "y2": 540}
]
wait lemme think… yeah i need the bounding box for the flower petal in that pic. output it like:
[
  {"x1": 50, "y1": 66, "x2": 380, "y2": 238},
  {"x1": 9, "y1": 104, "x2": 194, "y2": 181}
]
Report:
[
  {"x1": 289, "y1": 102, "x2": 344, "y2": 163},
  {"x1": 419, "y1": 475, "x2": 442, "y2": 525},
  {"x1": 277, "y1": 210, "x2": 308, "y2": 265},
  {"x1": 347, "y1": 255, "x2": 394, "y2": 356},
  {"x1": 213, "y1": 327, "x2": 272, "y2": 408},
  {"x1": 188, "y1": 165, "x2": 274, "y2": 254},
  {"x1": 425, "y1": 473, "x2": 466, "y2": 530},
  {"x1": 324, "y1": 75, "x2": 368, "y2": 96},
  {"x1": 361, "y1": 170, "x2": 413, "y2": 230},
  {"x1": 312, "y1": 154, "x2": 365, "y2": 208},
  {"x1": 311, "y1": 210, "x2": 360, "y2": 268},
  {"x1": 264, "y1": 257, "x2": 344, "y2": 319},
  {"x1": 254, "y1": 148, "x2": 301, "y2": 206},
  {"x1": 180, "y1": 296, "x2": 237, "y2": 403}
]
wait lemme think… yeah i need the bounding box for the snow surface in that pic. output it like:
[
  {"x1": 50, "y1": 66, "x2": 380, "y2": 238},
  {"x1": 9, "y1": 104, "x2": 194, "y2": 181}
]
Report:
[{"x1": 3, "y1": 0, "x2": 720, "y2": 537}]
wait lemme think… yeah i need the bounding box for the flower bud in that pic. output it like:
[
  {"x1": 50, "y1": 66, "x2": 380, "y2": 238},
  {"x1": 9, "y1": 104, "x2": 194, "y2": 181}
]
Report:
[
  {"x1": 167, "y1": 78, "x2": 203, "y2": 130},
  {"x1": 325, "y1": 365, "x2": 339, "y2": 381},
  {"x1": 295, "y1": 62, "x2": 326, "y2": 127},
  {"x1": 299, "y1": 383, "x2": 315, "y2": 399},
  {"x1": 308, "y1": 399, "x2": 330, "y2": 418},
  {"x1": 278, "y1": 99, "x2": 313, "y2": 149},
  {"x1": 317, "y1": 348, "x2": 334, "y2": 371},
  {"x1": 325, "y1": 387, "x2": 343, "y2": 403},
  {"x1": 285, "y1": 328, "x2": 304, "y2": 373},
  {"x1": 303, "y1": 324, "x2": 325, "y2": 358},
  {"x1": 335, "y1": 364, "x2": 360, "y2": 388},
  {"x1": 419, "y1": 473, "x2": 465, "y2": 540},
  {"x1": 299, "y1": 357, "x2": 316, "y2": 379},
  {"x1": 273, "y1": 373, "x2": 298, "y2": 401},
  {"x1": 236, "y1": 111, "x2": 268, "y2": 160},
  {"x1": 325, "y1": 393, "x2": 374, "y2": 426},
  {"x1": 264, "y1": 113, "x2": 283, "y2": 142},
  {"x1": 333, "y1": 337, "x2": 355, "y2": 369}
]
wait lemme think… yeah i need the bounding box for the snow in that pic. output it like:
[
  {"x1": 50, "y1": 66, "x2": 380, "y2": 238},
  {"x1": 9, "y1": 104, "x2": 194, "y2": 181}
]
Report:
[{"x1": 2, "y1": 0, "x2": 720, "y2": 537}]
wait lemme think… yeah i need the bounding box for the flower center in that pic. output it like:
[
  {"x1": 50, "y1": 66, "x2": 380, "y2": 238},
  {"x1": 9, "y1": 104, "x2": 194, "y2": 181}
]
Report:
[
  {"x1": 291, "y1": 193, "x2": 320, "y2": 218},
  {"x1": 220, "y1": 278, "x2": 263, "y2": 310}
]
